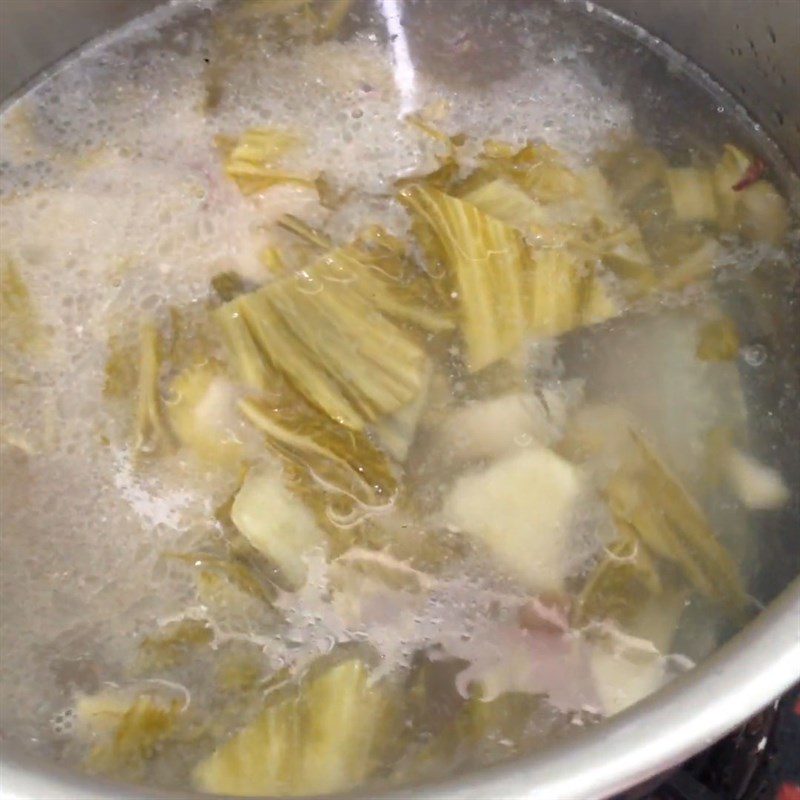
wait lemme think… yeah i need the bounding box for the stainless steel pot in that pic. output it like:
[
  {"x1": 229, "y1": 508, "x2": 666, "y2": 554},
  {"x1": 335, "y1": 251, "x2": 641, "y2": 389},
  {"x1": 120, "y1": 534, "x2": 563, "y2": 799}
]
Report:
[{"x1": 1, "y1": 2, "x2": 798, "y2": 798}]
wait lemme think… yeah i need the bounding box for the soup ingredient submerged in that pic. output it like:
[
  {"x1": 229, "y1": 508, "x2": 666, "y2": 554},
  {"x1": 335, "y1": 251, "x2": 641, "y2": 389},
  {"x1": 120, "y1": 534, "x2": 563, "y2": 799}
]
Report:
[{"x1": 0, "y1": 0, "x2": 795, "y2": 796}]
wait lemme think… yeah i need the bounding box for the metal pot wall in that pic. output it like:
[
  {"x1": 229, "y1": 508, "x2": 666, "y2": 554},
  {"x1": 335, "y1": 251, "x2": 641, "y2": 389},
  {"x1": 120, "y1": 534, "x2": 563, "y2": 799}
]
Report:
[{"x1": 0, "y1": 2, "x2": 798, "y2": 799}]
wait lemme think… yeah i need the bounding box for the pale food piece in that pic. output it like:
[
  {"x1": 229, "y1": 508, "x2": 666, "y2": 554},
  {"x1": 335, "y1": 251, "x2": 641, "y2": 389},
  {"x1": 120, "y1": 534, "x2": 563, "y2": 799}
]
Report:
[
  {"x1": 590, "y1": 592, "x2": 686, "y2": 715},
  {"x1": 193, "y1": 658, "x2": 392, "y2": 797},
  {"x1": 723, "y1": 447, "x2": 790, "y2": 510},
  {"x1": 429, "y1": 390, "x2": 573, "y2": 468},
  {"x1": 231, "y1": 465, "x2": 326, "y2": 588},
  {"x1": 442, "y1": 447, "x2": 582, "y2": 592}
]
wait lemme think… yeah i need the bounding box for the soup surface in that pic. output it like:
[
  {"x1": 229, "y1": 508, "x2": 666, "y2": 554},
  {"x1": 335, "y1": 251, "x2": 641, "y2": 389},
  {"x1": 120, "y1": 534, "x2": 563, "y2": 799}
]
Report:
[{"x1": 1, "y1": 0, "x2": 798, "y2": 795}]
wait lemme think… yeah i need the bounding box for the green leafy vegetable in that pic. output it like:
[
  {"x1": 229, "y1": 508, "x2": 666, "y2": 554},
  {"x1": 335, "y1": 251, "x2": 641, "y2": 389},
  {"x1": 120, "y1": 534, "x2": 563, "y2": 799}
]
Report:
[
  {"x1": 345, "y1": 227, "x2": 455, "y2": 332},
  {"x1": 277, "y1": 214, "x2": 333, "y2": 250},
  {"x1": 137, "y1": 618, "x2": 214, "y2": 671},
  {"x1": 396, "y1": 157, "x2": 462, "y2": 195},
  {"x1": 221, "y1": 127, "x2": 314, "y2": 195},
  {"x1": 400, "y1": 159, "x2": 621, "y2": 363},
  {"x1": 399, "y1": 184, "x2": 527, "y2": 371},
  {"x1": 591, "y1": 222, "x2": 656, "y2": 296},
  {"x1": 459, "y1": 148, "x2": 650, "y2": 302},
  {"x1": 397, "y1": 111, "x2": 466, "y2": 194},
  {"x1": 314, "y1": 172, "x2": 350, "y2": 209},
  {"x1": 134, "y1": 321, "x2": 172, "y2": 455},
  {"x1": 370, "y1": 363, "x2": 432, "y2": 462},
  {"x1": 259, "y1": 246, "x2": 293, "y2": 275},
  {"x1": 1, "y1": 253, "x2": 46, "y2": 356},
  {"x1": 461, "y1": 177, "x2": 548, "y2": 233},
  {"x1": 240, "y1": 396, "x2": 398, "y2": 507},
  {"x1": 248, "y1": 277, "x2": 416, "y2": 426},
  {"x1": 176, "y1": 549, "x2": 279, "y2": 607},
  {"x1": 104, "y1": 331, "x2": 138, "y2": 399},
  {"x1": 215, "y1": 647, "x2": 267, "y2": 693},
  {"x1": 606, "y1": 429, "x2": 747, "y2": 610},
  {"x1": 527, "y1": 249, "x2": 584, "y2": 338},
  {"x1": 527, "y1": 249, "x2": 618, "y2": 338},
  {"x1": 665, "y1": 168, "x2": 718, "y2": 222},
  {"x1": 76, "y1": 690, "x2": 183, "y2": 778},
  {"x1": 598, "y1": 140, "x2": 668, "y2": 209},
  {"x1": 575, "y1": 529, "x2": 662, "y2": 627},
  {"x1": 659, "y1": 235, "x2": 719, "y2": 291},
  {"x1": 478, "y1": 140, "x2": 582, "y2": 203},
  {"x1": 238, "y1": 389, "x2": 399, "y2": 558},
  {"x1": 274, "y1": 220, "x2": 450, "y2": 331},
  {"x1": 404, "y1": 112, "x2": 461, "y2": 151},
  {"x1": 193, "y1": 657, "x2": 397, "y2": 796},
  {"x1": 399, "y1": 681, "x2": 547, "y2": 781},
  {"x1": 167, "y1": 304, "x2": 221, "y2": 378},
  {"x1": 696, "y1": 316, "x2": 740, "y2": 361},
  {"x1": 214, "y1": 301, "x2": 283, "y2": 395},
  {"x1": 563, "y1": 408, "x2": 746, "y2": 615},
  {"x1": 230, "y1": 463, "x2": 327, "y2": 589},
  {"x1": 218, "y1": 249, "x2": 430, "y2": 429}
]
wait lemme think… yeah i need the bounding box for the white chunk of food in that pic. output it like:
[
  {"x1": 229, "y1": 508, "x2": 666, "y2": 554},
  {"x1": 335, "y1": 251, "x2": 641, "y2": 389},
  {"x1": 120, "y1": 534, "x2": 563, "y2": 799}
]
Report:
[
  {"x1": 591, "y1": 592, "x2": 687, "y2": 716},
  {"x1": 231, "y1": 465, "x2": 326, "y2": 588},
  {"x1": 442, "y1": 447, "x2": 582, "y2": 592},
  {"x1": 590, "y1": 638, "x2": 666, "y2": 716},
  {"x1": 724, "y1": 448, "x2": 790, "y2": 510},
  {"x1": 431, "y1": 390, "x2": 573, "y2": 468}
]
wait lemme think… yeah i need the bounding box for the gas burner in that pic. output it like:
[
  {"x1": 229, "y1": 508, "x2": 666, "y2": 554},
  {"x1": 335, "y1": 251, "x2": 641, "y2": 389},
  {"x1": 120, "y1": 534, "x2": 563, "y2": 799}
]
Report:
[{"x1": 642, "y1": 684, "x2": 799, "y2": 800}]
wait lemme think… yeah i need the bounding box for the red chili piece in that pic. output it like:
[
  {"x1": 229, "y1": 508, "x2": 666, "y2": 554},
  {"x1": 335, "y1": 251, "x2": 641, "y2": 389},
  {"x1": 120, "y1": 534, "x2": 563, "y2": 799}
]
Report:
[{"x1": 732, "y1": 157, "x2": 767, "y2": 191}]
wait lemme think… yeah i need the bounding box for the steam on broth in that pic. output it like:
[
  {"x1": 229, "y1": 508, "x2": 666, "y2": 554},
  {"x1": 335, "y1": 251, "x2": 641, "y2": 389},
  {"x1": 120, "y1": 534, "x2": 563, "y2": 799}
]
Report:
[{"x1": 0, "y1": 0, "x2": 796, "y2": 795}]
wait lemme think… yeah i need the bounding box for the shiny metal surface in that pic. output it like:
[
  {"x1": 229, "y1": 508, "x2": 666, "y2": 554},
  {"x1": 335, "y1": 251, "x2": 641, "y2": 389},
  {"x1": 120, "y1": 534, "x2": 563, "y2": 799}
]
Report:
[
  {"x1": 601, "y1": 0, "x2": 800, "y2": 172},
  {"x1": 1, "y1": 2, "x2": 798, "y2": 799},
  {"x1": 0, "y1": 0, "x2": 160, "y2": 101}
]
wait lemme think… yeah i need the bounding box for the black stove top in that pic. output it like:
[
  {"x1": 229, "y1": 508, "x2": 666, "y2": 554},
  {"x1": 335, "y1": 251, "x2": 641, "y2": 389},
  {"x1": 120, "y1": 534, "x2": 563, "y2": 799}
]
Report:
[{"x1": 643, "y1": 684, "x2": 800, "y2": 800}]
